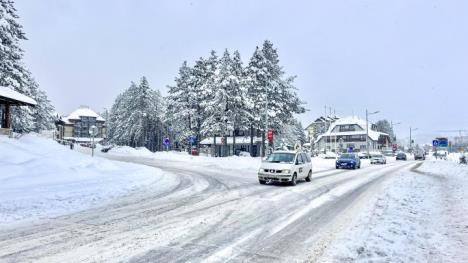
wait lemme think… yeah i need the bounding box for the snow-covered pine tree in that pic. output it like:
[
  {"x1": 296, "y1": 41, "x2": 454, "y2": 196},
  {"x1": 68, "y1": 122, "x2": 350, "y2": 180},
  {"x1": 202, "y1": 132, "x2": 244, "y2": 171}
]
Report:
[
  {"x1": 375, "y1": 119, "x2": 395, "y2": 142},
  {"x1": 260, "y1": 40, "x2": 306, "y2": 153},
  {"x1": 201, "y1": 49, "x2": 229, "y2": 142},
  {"x1": 191, "y1": 51, "x2": 218, "y2": 151},
  {"x1": 29, "y1": 77, "x2": 55, "y2": 132},
  {"x1": 276, "y1": 118, "x2": 306, "y2": 148},
  {"x1": 167, "y1": 61, "x2": 194, "y2": 147},
  {"x1": 1, "y1": 1, "x2": 55, "y2": 133},
  {"x1": 0, "y1": 0, "x2": 27, "y2": 89},
  {"x1": 245, "y1": 46, "x2": 268, "y2": 156},
  {"x1": 230, "y1": 50, "x2": 251, "y2": 155},
  {"x1": 108, "y1": 78, "x2": 166, "y2": 151}
]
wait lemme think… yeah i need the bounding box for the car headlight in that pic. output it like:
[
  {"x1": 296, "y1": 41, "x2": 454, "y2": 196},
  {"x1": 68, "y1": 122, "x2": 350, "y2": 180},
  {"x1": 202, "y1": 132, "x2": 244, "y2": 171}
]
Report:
[
  {"x1": 258, "y1": 168, "x2": 263, "y2": 173},
  {"x1": 283, "y1": 169, "x2": 291, "y2": 174}
]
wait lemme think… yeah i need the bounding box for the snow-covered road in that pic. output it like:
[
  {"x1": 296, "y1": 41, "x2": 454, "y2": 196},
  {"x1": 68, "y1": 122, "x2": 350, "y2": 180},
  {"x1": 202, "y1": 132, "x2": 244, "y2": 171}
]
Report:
[{"x1": 0, "y1": 154, "x2": 418, "y2": 263}]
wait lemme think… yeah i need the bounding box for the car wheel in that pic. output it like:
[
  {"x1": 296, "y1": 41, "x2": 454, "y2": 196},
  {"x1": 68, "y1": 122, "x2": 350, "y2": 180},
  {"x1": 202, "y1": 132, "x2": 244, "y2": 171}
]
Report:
[
  {"x1": 358, "y1": 164, "x2": 361, "y2": 169},
  {"x1": 290, "y1": 174, "x2": 297, "y2": 186},
  {"x1": 305, "y1": 170, "x2": 312, "y2": 182},
  {"x1": 336, "y1": 166, "x2": 339, "y2": 169},
  {"x1": 259, "y1": 179, "x2": 266, "y2": 185},
  {"x1": 352, "y1": 165, "x2": 356, "y2": 169}
]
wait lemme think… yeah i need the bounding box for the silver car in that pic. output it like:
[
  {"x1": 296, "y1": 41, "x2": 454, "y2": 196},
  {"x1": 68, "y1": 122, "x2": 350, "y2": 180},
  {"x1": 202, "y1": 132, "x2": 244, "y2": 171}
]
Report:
[{"x1": 370, "y1": 153, "x2": 386, "y2": 164}]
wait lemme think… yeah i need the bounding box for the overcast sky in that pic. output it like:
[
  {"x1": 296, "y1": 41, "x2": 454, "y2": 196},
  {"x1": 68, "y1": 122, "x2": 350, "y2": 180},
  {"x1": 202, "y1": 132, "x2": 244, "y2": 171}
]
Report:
[{"x1": 16, "y1": 0, "x2": 468, "y2": 143}]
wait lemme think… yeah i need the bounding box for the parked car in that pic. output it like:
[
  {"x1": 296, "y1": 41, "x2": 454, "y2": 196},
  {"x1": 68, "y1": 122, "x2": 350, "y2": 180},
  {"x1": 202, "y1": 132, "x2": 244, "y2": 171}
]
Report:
[
  {"x1": 382, "y1": 150, "x2": 395, "y2": 157},
  {"x1": 101, "y1": 144, "x2": 114, "y2": 153},
  {"x1": 258, "y1": 151, "x2": 313, "y2": 186},
  {"x1": 191, "y1": 148, "x2": 199, "y2": 156},
  {"x1": 319, "y1": 151, "x2": 338, "y2": 159},
  {"x1": 370, "y1": 153, "x2": 387, "y2": 164},
  {"x1": 80, "y1": 142, "x2": 96, "y2": 149},
  {"x1": 336, "y1": 153, "x2": 361, "y2": 169},
  {"x1": 358, "y1": 152, "x2": 371, "y2": 159},
  {"x1": 396, "y1": 152, "x2": 407, "y2": 160},
  {"x1": 238, "y1": 151, "x2": 251, "y2": 157}
]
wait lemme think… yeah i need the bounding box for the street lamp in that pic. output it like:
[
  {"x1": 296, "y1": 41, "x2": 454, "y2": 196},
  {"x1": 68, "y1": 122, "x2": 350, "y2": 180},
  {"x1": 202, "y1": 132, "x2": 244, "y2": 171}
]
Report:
[
  {"x1": 409, "y1": 127, "x2": 418, "y2": 152},
  {"x1": 366, "y1": 109, "x2": 380, "y2": 157},
  {"x1": 391, "y1": 121, "x2": 401, "y2": 143}
]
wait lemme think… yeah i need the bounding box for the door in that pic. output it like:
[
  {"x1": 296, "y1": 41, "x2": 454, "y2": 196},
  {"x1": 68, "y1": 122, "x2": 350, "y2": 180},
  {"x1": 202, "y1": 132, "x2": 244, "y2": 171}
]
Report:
[{"x1": 296, "y1": 153, "x2": 305, "y2": 178}]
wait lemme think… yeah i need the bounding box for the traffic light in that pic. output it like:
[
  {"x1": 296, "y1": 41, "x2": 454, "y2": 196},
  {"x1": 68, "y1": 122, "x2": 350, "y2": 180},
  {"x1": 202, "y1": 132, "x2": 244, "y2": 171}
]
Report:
[{"x1": 267, "y1": 130, "x2": 273, "y2": 141}]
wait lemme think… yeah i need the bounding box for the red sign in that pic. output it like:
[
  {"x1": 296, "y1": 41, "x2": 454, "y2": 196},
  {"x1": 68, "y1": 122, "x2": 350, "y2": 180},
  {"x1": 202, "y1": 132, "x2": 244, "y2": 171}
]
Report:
[
  {"x1": 267, "y1": 130, "x2": 274, "y2": 141},
  {"x1": 221, "y1": 137, "x2": 225, "y2": 145},
  {"x1": 392, "y1": 144, "x2": 397, "y2": 151}
]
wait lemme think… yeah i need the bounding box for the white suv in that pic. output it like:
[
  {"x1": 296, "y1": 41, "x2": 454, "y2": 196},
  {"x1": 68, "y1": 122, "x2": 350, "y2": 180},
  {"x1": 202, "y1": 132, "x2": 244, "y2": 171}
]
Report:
[{"x1": 258, "y1": 151, "x2": 313, "y2": 186}]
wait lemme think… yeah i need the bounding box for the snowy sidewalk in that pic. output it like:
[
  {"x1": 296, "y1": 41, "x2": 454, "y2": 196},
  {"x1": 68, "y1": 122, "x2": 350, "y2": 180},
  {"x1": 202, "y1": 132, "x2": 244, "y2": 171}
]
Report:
[
  {"x1": 317, "y1": 159, "x2": 468, "y2": 262},
  {"x1": 0, "y1": 135, "x2": 166, "y2": 228}
]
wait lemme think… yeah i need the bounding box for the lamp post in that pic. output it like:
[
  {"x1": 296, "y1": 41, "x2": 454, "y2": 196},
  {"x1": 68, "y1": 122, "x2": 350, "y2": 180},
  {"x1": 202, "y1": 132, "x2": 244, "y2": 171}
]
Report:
[
  {"x1": 391, "y1": 121, "x2": 401, "y2": 144},
  {"x1": 409, "y1": 126, "x2": 418, "y2": 152},
  {"x1": 366, "y1": 109, "x2": 380, "y2": 157}
]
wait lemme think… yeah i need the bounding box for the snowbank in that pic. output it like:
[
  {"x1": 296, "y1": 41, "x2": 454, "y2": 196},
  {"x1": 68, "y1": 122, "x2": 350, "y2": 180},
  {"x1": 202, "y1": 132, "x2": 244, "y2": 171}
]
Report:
[
  {"x1": 0, "y1": 134, "x2": 164, "y2": 227},
  {"x1": 319, "y1": 160, "x2": 468, "y2": 262},
  {"x1": 109, "y1": 145, "x2": 155, "y2": 158},
  {"x1": 106, "y1": 148, "x2": 338, "y2": 173}
]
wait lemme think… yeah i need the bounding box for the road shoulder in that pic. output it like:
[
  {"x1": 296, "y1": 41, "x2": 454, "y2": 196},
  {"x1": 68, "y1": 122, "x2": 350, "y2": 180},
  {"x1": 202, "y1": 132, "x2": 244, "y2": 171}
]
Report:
[{"x1": 315, "y1": 161, "x2": 468, "y2": 263}]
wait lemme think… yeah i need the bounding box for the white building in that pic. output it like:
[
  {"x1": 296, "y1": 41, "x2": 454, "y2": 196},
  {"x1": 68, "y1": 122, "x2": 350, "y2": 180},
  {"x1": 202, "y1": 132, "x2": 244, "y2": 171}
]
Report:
[
  {"x1": 55, "y1": 106, "x2": 106, "y2": 143},
  {"x1": 314, "y1": 116, "x2": 391, "y2": 153}
]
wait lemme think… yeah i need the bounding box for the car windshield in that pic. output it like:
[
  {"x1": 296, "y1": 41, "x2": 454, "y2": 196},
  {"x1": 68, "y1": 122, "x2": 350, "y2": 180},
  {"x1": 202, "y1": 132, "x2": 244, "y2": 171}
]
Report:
[
  {"x1": 266, "y1": 153, "x2": 295, "y2": 163},
  {"x1": 340, "y1": 153, "x2": 355, "y2": 159}
]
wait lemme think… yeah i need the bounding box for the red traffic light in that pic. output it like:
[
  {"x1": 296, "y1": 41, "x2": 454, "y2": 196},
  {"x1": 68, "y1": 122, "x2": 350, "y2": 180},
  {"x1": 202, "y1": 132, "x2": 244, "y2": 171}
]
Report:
[{"x1": 267, "y1": 130, "x2": 274, "y2": 141}]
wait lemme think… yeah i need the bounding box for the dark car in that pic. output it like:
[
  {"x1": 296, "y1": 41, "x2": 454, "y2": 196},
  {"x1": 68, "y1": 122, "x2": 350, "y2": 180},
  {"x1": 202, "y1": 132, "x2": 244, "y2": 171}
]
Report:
[
  {"x1": 396, "y1": 152, "x2": 407, "y2": 160},
  {"x1": 336, "y1": 153, "x2": 361, "y2": 169},
  {"x1": 101, "y1": 144, "x2": 114, "y2": 153}
]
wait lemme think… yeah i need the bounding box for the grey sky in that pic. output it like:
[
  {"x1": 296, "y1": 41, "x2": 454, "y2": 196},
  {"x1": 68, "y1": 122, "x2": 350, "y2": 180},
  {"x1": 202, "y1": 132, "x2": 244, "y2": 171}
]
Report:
[{"x1": 16, "y1": 0, "x2": 468, "y2": 143}]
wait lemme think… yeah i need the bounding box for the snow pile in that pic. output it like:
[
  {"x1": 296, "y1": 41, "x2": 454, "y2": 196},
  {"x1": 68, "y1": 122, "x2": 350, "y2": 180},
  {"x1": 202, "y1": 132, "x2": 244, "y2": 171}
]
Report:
[
  {"x1": 0, "y1": 134, "x2": 163, "y2": 227},
  {"x1": 319, "y1": 160, "x2": 468, "y2": 262},
  {"x1": 107, "y1": 148, "x2": 338, "y2": 173},
  {"x1": 110, "y1": 145, "x2": 155, "y2": 158}
]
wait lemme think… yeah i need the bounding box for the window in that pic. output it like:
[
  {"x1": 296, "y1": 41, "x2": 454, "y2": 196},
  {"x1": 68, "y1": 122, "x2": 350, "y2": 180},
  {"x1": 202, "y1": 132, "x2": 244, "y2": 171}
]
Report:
[
  {"x1": 302, "y1": 153, "x2": 311, "y2": 163},
  {"x1": 296, "y1": 154, "x2": 304, "y2": 164},
  {"x1": 340, "y1": 153, "x2": 356, "y2": 159},
  {"x1": 266, "y1": 153, "x2": 295, "y2": 164}
]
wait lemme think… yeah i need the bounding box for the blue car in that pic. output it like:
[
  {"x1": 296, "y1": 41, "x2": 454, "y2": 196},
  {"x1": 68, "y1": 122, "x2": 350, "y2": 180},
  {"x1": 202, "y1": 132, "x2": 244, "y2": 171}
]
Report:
[{"x1": 336, "y1": 153, "x2": 361, "y2": 169}]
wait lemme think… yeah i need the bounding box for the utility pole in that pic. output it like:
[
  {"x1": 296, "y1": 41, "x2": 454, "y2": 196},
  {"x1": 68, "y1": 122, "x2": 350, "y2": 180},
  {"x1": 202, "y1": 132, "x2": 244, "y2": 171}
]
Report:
[
  {"x1": 391, "y1": 121, "x2": 401, "y2": 144},
  {"x1": 366, "y1": 109, "x2": 369, "y2": 156},
  {"x1": 409, "y1": 127, "x2": 418, "y2": 152},
  {"x1": 262, "y1": 88, "x2": 268, "y2": 157}
]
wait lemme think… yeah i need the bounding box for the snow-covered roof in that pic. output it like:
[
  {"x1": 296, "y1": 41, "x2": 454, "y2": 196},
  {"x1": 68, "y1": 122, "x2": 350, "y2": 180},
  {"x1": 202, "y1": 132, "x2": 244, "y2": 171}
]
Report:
[
  {"x1": 0, "y1": 86, "x2": 37, "y2": 106},
  {"x1": 314, "y1": 116, "x2": 389, "y2": 143},
  {"x1": 200, "y1": 136, "x2": 262, "y2": 145},
  {"x1": 305, "y1": 115, "x2": 340, "y2": 129},
  {"x1": 66, "y1": 107, "x2": 105, "y2": 122}
]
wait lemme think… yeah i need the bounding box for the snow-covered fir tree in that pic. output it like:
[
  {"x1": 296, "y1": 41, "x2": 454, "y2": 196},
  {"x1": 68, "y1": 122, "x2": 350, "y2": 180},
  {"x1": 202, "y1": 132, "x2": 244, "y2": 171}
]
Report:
[
  {"x1": 245, "y1": 40, "x2": 306, "y2": 155},
  {"x1": 166, "y1": 61, "x2": 194, "y2": 146},
  {"x1": 29, "y1": 78, "x2": 55, "y2": 132},
  {"x1": 375, "y1": 119, "x2": 395, "y2": 141},
  {"x1": 276, "y1": 118, "x2": 307, "y2": 149},
  {"x1": 166, "y1": 40, "x2": 306, "y2": 155},
  {"x1": 1, "y1": 1, "x2": 55, "y2": 132},
  {"x1": 108, "y1": 77, "x2": 166, "y2": 150}
]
